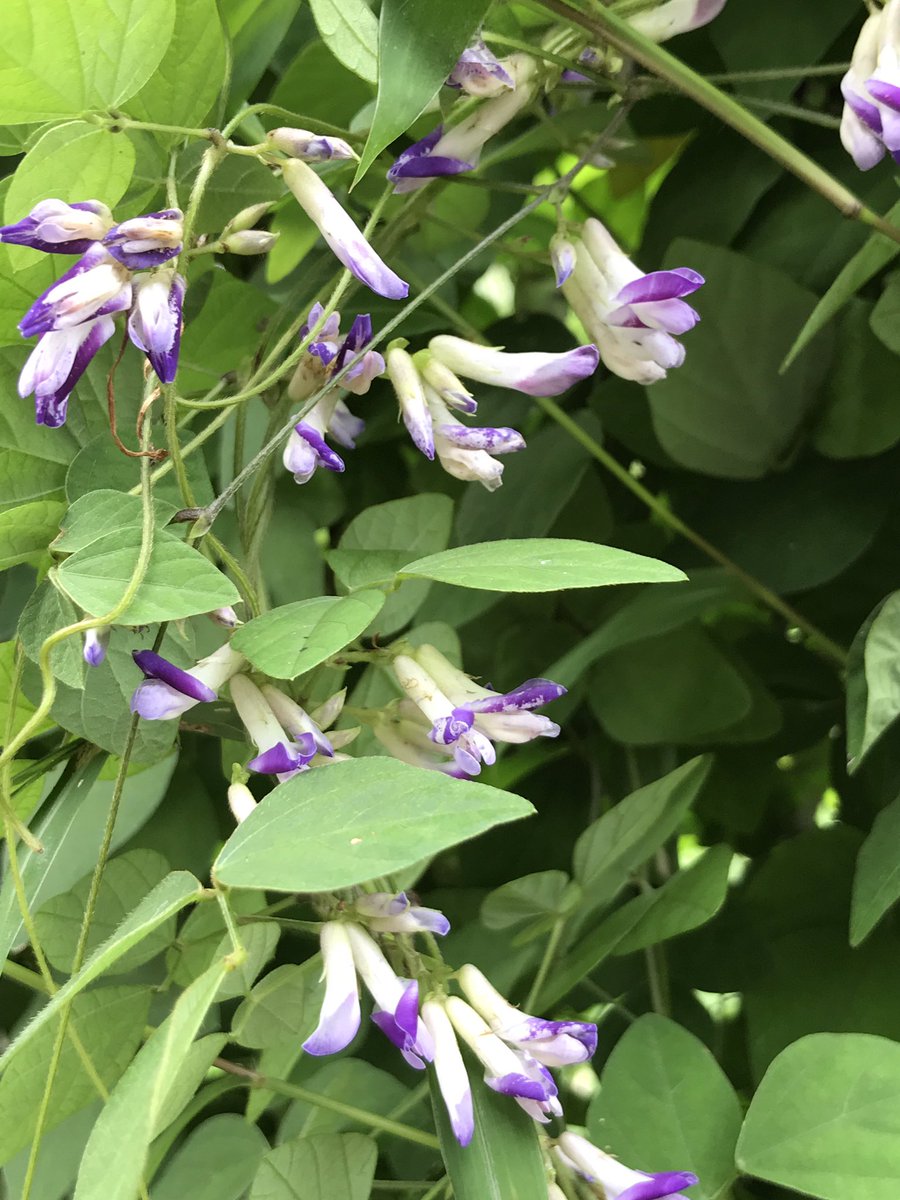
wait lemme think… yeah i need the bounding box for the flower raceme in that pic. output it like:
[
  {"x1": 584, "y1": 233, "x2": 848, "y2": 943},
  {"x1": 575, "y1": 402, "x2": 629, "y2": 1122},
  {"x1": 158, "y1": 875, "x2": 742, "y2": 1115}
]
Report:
[
  {"x1": 555, "y1": 220, "x2": 704, "y2": 384},
  {"x1": 0, "y1": 199, "x2": 113, "y2": 254},
  {"x1": 127, "y1": 270, "x2": 185, "y2": 385},
  {"x1": 841, "y1": 0, "x2": 900, "y2": 170},
  {"x1": 555, "y1": 1132, "x2": 699, "y2": 1200}
]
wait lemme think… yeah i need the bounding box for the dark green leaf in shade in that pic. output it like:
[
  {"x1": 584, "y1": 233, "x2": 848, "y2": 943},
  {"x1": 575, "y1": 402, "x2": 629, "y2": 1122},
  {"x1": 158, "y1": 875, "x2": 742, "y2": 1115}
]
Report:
[{"x1": 250, "y1": 1132, "x2": 377, "y2": 1200}]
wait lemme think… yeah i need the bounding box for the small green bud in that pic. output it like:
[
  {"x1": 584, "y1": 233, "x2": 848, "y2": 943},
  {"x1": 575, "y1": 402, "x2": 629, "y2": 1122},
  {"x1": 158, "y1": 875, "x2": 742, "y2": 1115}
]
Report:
[
  {"x1": 221, "y1": 229, "x2": 279, "y2": 256},
  {"x1": 222, "y1": 202, "x2": 275, "y2": 236}
]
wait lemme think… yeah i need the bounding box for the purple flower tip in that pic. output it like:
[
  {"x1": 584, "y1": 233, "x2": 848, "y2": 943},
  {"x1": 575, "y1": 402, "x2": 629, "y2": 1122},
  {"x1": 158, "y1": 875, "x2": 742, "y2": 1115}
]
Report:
[
  {"x1": 430, "y1": 709, "x2": 474, "y2": 745},
  {"x1": 131, "y1": 650, "x2": 216, "y2": 702},
  {"x1": 248, "y1": 737, "x2": 317, "y2": 775}
]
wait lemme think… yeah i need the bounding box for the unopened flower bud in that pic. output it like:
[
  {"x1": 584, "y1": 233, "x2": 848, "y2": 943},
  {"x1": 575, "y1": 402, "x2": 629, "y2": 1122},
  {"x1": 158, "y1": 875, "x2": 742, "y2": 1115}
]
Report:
[
  {"x1": 221, "y1": 229, "x2": 279, "y2": 256},
  {"x1": 227, "y1": 781, "x2": 258, "y2": 824},
  {"x1": 222, "y1": 202, "x2": 275, "y2": 236},
  {"x1": 267, "y1": 127, "x2": 357, "y2": 161},
  {"x1": 207, "y1": 606, "x2": 240, "y2": 628}
]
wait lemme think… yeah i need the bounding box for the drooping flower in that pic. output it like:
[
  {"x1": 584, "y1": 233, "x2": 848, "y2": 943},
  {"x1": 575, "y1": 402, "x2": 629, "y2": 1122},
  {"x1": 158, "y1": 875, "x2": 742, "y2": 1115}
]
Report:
[
  {"x1": 849, "y1": 0, "x2": 900, "y2": 168},
  {"x1": 628, "y1": 0, "x2": 727, "y2": 42},
  {"x1": 446, "y1": 995, "x2": 562, "y2": 1123},
  {"x1": 282, "y1": 411, "x2": 347, "y2": 484},
  {"x1": 267, "y1": 126, "x2": 357, "y2": 162},
  {"x1": 393, "y1": 654, "x2": 497, "y2": 776},
  {"x1": 354, "y1": 892, "x2": 451, "y2": 936},
  {"x1": 303, "y1": 921, "x2": 363, "y2": 1056},
  {"x1": 282, "y1": 158, "x2": 408, "y2": 299},
  {"x1": 370, "y1": 701, "x2": 469, "y2": 778},
  {"x1": 458, "y1": 964, "x2": 596, "y2": 1067},
  {"x1": 428, "y1": 334, "x2": 599, "y2": 396},
  {"x1": 448, "y1": 40, "x2": 515, "y2": 97},
  {"x1": 560, "y1": 218, "x2": 704, "y2": 384},
  {"x1": 127, "y1": 270, "x2": 185, "y2": 384},
  {"x1": 229, "y1": 674, "x2": 317, "y2": 782},
  {"x1": 427, "y1": 388, "x2": 524, "y2": 492},
  {"x1": 262, "y1": 684, "x2": 335, "y2": 758},
  {"x1": 388, "y1": 54, "x2": 538, "y2": 193},
  {"x1": 102, "y1": 208, "x2": 183, "y2": 269},
  {"x1": 387, "y1": 345, "x2": 434, "y2": 459},
  {"x1": 422, "y1": 996, "x2": 475, "y2": 1146},
  {"x1": 0, "y1": 199, "x2": 113, "y2": 254},
  {"x1": 130, "y1": 644, "x2": 245, "y2": 721},
  {"x1": 346, "y1": 924, "x2": 434, "y2": 1068},
  {"x1": 19, "y1": 244, "x2": 132, "y2": 338},
  {"x1": 83, "y1": 625, "x2": 111, "y2": 667},
  {"x1": 555, "y1": 1132, "x2": 699, "y2": 1200},
  {"x1": 18, "y1": 315, "x2": 117, "y2": 427},
  {"x1": 840, "y1": 9, "x2": 893, "y2": 170}
]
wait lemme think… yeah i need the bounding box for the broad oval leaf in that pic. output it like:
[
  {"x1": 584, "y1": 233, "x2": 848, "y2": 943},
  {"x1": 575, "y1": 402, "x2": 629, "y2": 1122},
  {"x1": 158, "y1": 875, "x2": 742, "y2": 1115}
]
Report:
[
  {"x1": 213, "y1": 757, "x2": 534, "y2": 892},
  {"x1": 850, "y1": 793, "x2": 900, "y2": 946},
  {"x1": 399, "y1": 538, "x2": 685, "y2": 592},
  {"x1": 310, "y1": 0, "x2": 378, "y2": 82},
  {"x1": 53, "y1": 490, "x2": 177, "y2": 554},
  {"x1": 250, "y1": 1132, "x2": 376, "y2": 1200}
]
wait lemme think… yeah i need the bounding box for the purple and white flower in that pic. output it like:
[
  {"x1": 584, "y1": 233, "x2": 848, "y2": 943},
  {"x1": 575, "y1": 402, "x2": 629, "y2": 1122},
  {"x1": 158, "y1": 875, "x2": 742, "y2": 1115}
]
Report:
[
  {"x1": 18, "y1": 314, "x2": 116, "y2": 427},
  {"x1": 354, "y1": 892, "x2": 451, "y2": 936},
  {"x1": 393, "y1": 654, "x2": 498, "y2": 776},
  {"x1": 458, "y1": 964, "x2": 596, "y2": 1067},
  {"x1": 227, "y1": 781, "x2": 258, "y2": 824},
  {"x1": 628, "y1": 0, "x2": 727, "y2": 42},
  {"x1": 427, "y1": 388, "x2": 524, "y2": 492},
  {"x1": 346, "y1": 924, "x2": 434, "y2": 1068},
  {"x1": 83, "y1": 625, "x2": 110, "y2": 667},
  {"x1": 127, "y1": 270, "x2": 185, "y2": 384},
  {"x1": 303, "y1": 921, "x2": 363, "y2": 1056},
  {"x1": 262, "y1": 684, "x2": 335, "y2": 758},
  {"x1": 282, "y1": 158, "x2": 408, "y2": 299},
  {"x1": 428, "y1": 334, "x2": 599, "y2": 396},
  {"x1": 208, "y1": 606, "x2": 240, "y2": 628},
  {"x1": 422, "y1": 996, "x2": 475, "y2": 1146},
  {"x1": 131, "y1": 643, "x2": 246, "y2": 721},
  {"x1": 102, "y1": 208, "x2": 183, "y2": 269},
  {"x1": 448, "y1": 40, "x2": 515, "y2": 97},
  {"x1": 555, "y1": 1132, "x2": 699, "y2": 1200},
  {"x1": 446, "y1": 995, "x2": 562, "y2": 1123},
  {"x1": 550, "y1": 234, "x2": 577, "y2": 288},
  {"x1": 267, "y1": 126, "x2": 357, "y2": 162},
  {"x1": 387, "y1": 345, "x2": 435, "y2": 458},
  {"x1": 560, "y1": 218, "x2": 704, "y2": 384},
  {"x1": 388, "y1": 54, "x2": 538, "y2": 193},
  {"x1": 419, "y1": 354, "x2": 477, "y2": 414},
  {"x1": 0, "y1": 199, "x2": 113, "y2": 255},
  {"x1": 283, "y1": 411, "x2": 347, "y2": 485},
  {"x1": 229, "y1": 674, "x2": 317, "y2": 782},
  {"x1": 19, "y1": 244, "x2": 132, "y2": 338},
  {"x1": 841, "y1": 9, "x2": 893, "y2": 170},
  {"x1": 370, "y1": 702, "x2": 468, "y2": 778}
]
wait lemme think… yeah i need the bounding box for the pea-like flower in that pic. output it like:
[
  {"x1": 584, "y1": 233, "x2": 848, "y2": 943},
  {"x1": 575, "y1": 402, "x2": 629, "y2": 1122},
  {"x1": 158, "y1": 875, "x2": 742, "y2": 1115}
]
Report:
[
  {"x1": 267, "y1": 126, "x2": 357, "y2": 162},
  {"x1": 555, "y1": 1132, "x2": 700, "y2": 1200},
  {"x1": 370, "y1": 701, "x2": 469, "y2": 778},
  {"x1": 282, "y1": 158, "x2": 408, "y2": 299},
  {"x1": 18, "y1": 314, "x2": 117, "y2": 427},
  {"x1": 447, "y1": 40, "x2": 515, "y2": 97},
  {"x1": 82, "y1": 626, "x2": 111, "y2": 667},
  {"x1": 262, "y1": 683, "x2": 335, "y2": 758},
  {"x1": 127, "y1": 270, "x2": 185, "y2": 384},
  {"x1": 19, "y1": 244, "x2": 132, "y2": 338},
  {"x1": 558, "y1": 219, "x2": 703, "y2": 384},
  {"x1": 229, "y1": 674, "x2": 317, "y2": 781},
  {"x1": 628, "y1": 0, "x2": 727, "y2": 42},
  {"x1": 102, "y1": 208, "x2": 183, "y2": 269},
  {"x1": 428, "y1": 334, "x2": 599, "y2": 396},
  {"x1": 422, "y1": 996, "x2": 475, "y2": 1146},
  {"x1": 0, "y1": 199, "x2": 113, "y2": 254},
  {"x1": 353, "y1": 892, "x2": 451, "y2": 936},
  {"x1": 130, "y1": 644, "x2": 246, "y2": 721},
  {"x1": 841, "y1": 0, "x2": 900, "y2": 169},
  {"x1": 458, "y1": 964, "x2": 596, "y2": 1066}
]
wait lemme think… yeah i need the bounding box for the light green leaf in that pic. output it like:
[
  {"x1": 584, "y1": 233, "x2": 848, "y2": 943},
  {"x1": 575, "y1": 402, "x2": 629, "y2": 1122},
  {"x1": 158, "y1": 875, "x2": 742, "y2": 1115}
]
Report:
[
  {"x1": 152, "y1": 1033, "x2": 227, "y2": 1138},
  {"x1": 0, "y1": 986, "x2": 151, "y2": 1166},
  {"x1": 0, "y1": 870, "x2": 203, "y2": 1072},
  {"x1": 17, "y1": 579, "x2": 84, "y2": 690},
  {"x1": 166, "y1": 890, "x2": 268, "y2": 988},
  {"x1": 223, "y1": 0, "x2": 305, "y2": 107},
  {"x1": 310, "y1": 0, "x2": 378, "y2": 82},
  {"x1": 354, "y1": 0, "x2": 492, "y2": 182},
  {"x1": 400, "y1": 538, "x2": 686, "y2": 592},
  {"x1": 481, "y1": 870, "x2": 571, "y2": 931},
  {"x1": 232, "y1": 960, "x2": 325, "y2": 1050},
  {"x1": 589, "y1": 1014, "x2": 743, "y2": 1200},
  {"x1": 56, "y1": 528, "x2": 239, "y2": 624},
  {"x1": 0, "y1": 638, "x2": 53, "y2": 747},
  {"x1": 127, "y1": 0, "x2": 227, "y2": 134},
  {"x1": 0, "y1": 445, "x2": 67, "y2": 509},
  {"x1": 152, "y1": 1114, "x2": 269, "y2": 1200},
  {"x1": 213, "y1": 921, "x2": 280, "y2": 1000},
  {"x1": 73, "y1": 959, "x2": 229, "y2": 1200},
  {"x1": 736, "y1": 1032, "x2": 900, "y2": 1200},
  {"x1": 34, "y1": 849, "x2": 174, "y2": 974},
  {"x1": 250, "y1": 1132, "x2": 377, "y2": 1200},
  {"x1": 0, "y1": 0, "x2": 177, "y2": 123},
  {"x1": 214, "y1": 757, "x2": 534, "y2": 893},
  {"x1": 53, "y1": 490, "x2": 177, "y2": 554},
  {"x1": 278, "y1": 1060, "x2": 415, "y2": 1143},
  {"x1": 851, "y1": 793, "x2": 900, "y2": 946},
  {"x1": 231, "y1": 592, "x2": 386, "y2": 680},
  {"x1": 0, "y1": 499, "x2": 64, "y2": 570}
]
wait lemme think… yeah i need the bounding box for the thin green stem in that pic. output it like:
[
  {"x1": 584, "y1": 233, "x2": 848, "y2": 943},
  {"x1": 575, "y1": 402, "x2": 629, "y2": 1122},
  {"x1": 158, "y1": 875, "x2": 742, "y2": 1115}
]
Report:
[
  {"x1": 2, "y1": 959, "x2": 49, "y2": 993},
  {"x1": 164, "y1": 382, "x2": 195, "y2": 507},
  {"x1": 730, "y1": 93, "x2": 841, "y2": 130},
  {"x1": 417, "y1": 1178, "x2": 450, "y2": 1200},
  {"x1": 703, "y1": 62, "x2": 851, "y2": 83},
  {"x1": 215, "y1": 888, "x2": 247, "y2": 965},
  {"x1": 644, "y1": 941, "x2": 670, "y2": 1016},
  {"x1": 223, "y1": 103, "x2": 358, "y2": 141},
  {"x1": 525, "y1": 918, "x2": 567, "y2": 1012}
]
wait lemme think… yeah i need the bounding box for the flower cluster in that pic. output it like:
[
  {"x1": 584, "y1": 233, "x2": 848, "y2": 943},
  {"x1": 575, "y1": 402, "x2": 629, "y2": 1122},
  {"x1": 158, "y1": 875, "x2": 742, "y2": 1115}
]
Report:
[
  {"x1": 554, "y1": 219, "x2": 704, "y2": 385},
  {"x1": 841, "y1": 0, "x2": 900, "y2": 170},
  {"x1": 1, "y1": 201, "x2": 185, "y2": 426},
  {"x1": 386, "y1": 335, "x2": 599, "y2": 490}
]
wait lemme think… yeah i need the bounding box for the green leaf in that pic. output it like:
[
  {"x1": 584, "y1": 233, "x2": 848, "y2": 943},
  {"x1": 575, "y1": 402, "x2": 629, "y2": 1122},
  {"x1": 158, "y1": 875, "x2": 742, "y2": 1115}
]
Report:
[
  {"x1": 272, "y1": 40, "x2": 373, "y2": 128},
  {"x1": 56, "y1": 528, "x2": 239, "y2": 624},
  {"x1": 481, "y1": 870, "x2": 571, "y2": 931},
  {"x1": 53, "y1": 490, "x2": 177, "y2": 554},
  {"x1": 648, "y1": 240, "x2": 830, "y2": 479},
  {"x1": 223, "y1": 0, "x2": 305, "y2": 107},
  {"x1": 847, "y1": 592, "x2": 900, "y2": 770},
  {"x1": 400, "y1": 538, "x2": 686, "y2": 592},
  {"x1": 0, "y1": 638, "x2": 53, "y2": 746},
  {"x1": 250, "y1": 1132, "x2": 376, "y2": 1200},
  {"x1": 4, "y1": 123, "x2": 135, "y2": 265},
  {"x1": 736, "y1": 1032, "x2": 900, "y2": 1200},
  {"x1": 589, "y1": 1014, "x2": 743, "y2": 1200},
  {"x1": 0, "y1": 986, "x2": 151, "y2": 1166},
  {"x1": 166, "y1": 890, "x2": 267, "y2": 988},
  {"x1": 0, "y1": 499, "x2": 64, "y2": 569},
  {"x1": 17, "y1": 580, "x2": 84, "y2": 690},
  {"x1": 310, "y1": 0, "x2": 378, "y2": 82},
  {"x1": 337, "y1": 495, "x2": 453, "y2": 635},
  {"x1": 851, "y1": 793, "x2": 900, "y2": 946},
  {"x1": 431, "y1": 1055, "x2": 547, "y2": 1200},
  {"x1": 0, "y1": 870, "x2": 202, "y2": 1072},
  {"x1": 354, "y1": 0, "x2": 492, "y2": 182},
  {"x1": 214, "y1": 756, "x2": 534, "y2": 892},
  {"x1": 783, "y1": 199, "x2": 900, "y2": 370},
  {"x1": 278, "y1": 1060, "x2": 416, "y2": 1143},
  {"x1": 34, "y1": 849, "x2": 174, "y2": 974},
  {"x1": 151, "y1": 1033, "x2": 228, "y2": 1138},
  {"x1": 0, "y1": 0, "x2": 177, "y2": 123},
  {"x1": 176, "y1": 274, "x2": 278, "y2": 391},
  {"x1": 232, "y1": 960, "x2": 325, "y2": 1050},
  {"x1": 73, "y1": 959, "x2": 229, "y2": 1200},
  {"x1": 127, "y1": 0, "x2": 227, "y2": 134},
  {"x1": 231, "y1": 592, "x2": 386, "y2": 679},
  {"x1": 152, "y1": 1114, "x2": 270, "y2": 1200},
  {"x1": 213, "y1": 921, "x2": 280, "y2": 1000}
]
